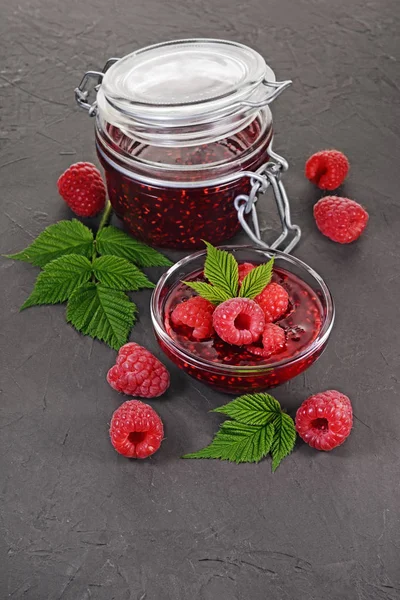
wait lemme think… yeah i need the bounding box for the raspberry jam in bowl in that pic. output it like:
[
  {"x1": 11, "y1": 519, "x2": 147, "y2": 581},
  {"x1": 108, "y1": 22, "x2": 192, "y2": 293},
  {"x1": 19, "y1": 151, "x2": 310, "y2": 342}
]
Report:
[
  {"x1": 151, "y1": 247, "x2": 334, "y2": 394},
  {"x1": 76, "y1": 39, "x2": 292, "y2": 249}
]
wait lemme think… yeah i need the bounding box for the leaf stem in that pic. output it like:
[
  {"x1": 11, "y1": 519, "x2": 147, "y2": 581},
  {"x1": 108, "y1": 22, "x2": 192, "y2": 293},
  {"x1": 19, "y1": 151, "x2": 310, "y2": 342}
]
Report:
[
  {"x1": 91, "y1": 242, "x2": 97, "y2": 265},
  {"x1": 91, "y1": 199, "x2": 113, "y2": 273},
  {"x1": 97, "y1": 199, "x2": 113, "y2": 235}
]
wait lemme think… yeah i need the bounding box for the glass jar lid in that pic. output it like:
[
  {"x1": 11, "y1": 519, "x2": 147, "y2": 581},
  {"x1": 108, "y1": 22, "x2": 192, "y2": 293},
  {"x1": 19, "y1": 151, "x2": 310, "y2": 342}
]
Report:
[
  {"x1": 97, "y1": 39, "x2": 290, "y2": 124},
  {"x1": 100, "y1": 39, "x2": 272, "y2": 120},
  {"x1": 86, "y1": 38, "x2": 291, "y2": 145}
]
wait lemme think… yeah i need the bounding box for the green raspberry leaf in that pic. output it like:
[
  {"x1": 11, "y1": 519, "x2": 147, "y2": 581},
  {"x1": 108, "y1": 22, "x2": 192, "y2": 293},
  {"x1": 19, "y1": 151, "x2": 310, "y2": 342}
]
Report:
[
  {"x1": 183, "y1": 420, "x2": 274, "y2": 464},
  {"x1": 92, "y1": 255, "x2": 154, "y2": 291},
  {"x1": 213, "y1": 393, "x2": 282, "y2": 425},
  {"x1": 21, "y1": 254, "x2": 92, "y2": 310},
  {"x1": 271, "y1": 412, "x2": 297, "y2": 472},
  {"x1": 203, "y1": 241, "x2": 239, "y2": 298},
  {"x1": 66, "y1": 283, "x2": 137, "y2": 350},
  {"x1": 182, "y1": 281, "x2": 231, "y2": 305},
  {"x1": 6, "y1": 220, "x2": 94, "y2": 267},
  {"x1": 96, "y1": 226, "x2": 172, "y2": 267},
  {"x1": 184, "y1": 392, "x2": 297, "y2": 470},
  {"x1": 239, "y1": 258, "x2": 274, "y2": 299}
]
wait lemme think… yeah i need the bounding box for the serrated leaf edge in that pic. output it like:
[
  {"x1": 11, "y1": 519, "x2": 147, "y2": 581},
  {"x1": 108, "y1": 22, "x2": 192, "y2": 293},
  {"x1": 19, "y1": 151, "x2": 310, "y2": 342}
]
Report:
[
  {"x1": 182, "y1": 281, "x2": 231, "y2": 305},
  {"x1": 96, "y1": 226, "x2": 172, "y2": 267},
  {"x1": 203, "y1": 241, "x2": 239, "y2": 297},
  {"x1": 239, "y1": 257, "x2": 275, "y2": 299},
  {"x1": 6, "y1": 219, "x2": 94, "y2": 267},
  {"x1": 66, "y1": 282, "x2": 137, "y2": 350},
  {"x1": 183, "y1": 420, "x2": 275, "y2": 464},
  {"x1": 92, "y1": 255, "x2": 155, "y2": 291},
  {"x1": 20, "y1": 254, "x2": 93, "y2": 310},
  {"x1": 212, "y1": 392, "x2": 282, "y2": 425},
  {"x1": 271, "y1": 412, "x2": 297, "y2": 472}
]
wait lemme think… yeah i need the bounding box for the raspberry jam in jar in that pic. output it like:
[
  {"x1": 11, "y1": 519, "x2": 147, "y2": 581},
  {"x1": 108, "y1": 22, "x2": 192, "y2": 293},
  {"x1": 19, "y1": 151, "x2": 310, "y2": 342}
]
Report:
[
  {"x1": 76, "y1": 39, "x2": 291, "y2": 249},
  {"x1": 151, "y1": 247, "x2": 334, "y2": 394}
]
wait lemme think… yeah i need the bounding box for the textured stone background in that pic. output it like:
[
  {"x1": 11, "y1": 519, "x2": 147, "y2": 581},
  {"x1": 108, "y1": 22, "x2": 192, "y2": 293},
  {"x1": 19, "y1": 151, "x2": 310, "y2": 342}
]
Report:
[{"x1": 1, "y1": 0, "x2": 399, "y2": 598}]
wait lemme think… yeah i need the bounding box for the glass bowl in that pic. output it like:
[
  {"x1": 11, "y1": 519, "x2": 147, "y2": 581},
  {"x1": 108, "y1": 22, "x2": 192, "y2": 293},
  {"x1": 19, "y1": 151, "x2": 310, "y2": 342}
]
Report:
[{"x1": 151, "y1": 246, "x2": 334, "y2": 394}]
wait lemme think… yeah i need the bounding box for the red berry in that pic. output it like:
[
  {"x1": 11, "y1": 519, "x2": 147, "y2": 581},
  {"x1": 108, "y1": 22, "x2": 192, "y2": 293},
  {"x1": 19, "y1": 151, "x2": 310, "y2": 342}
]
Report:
[
  {"x1": 314, "y1": 196, "x2": 369, "y2": 243},
  {"x1": 255, "y1": 282, "x2": 289, "y2": 323},
  {"x1": 107, "y1": 342, "x2": 170, "y2": 398},
  {"x1": 305, "y1": 150, "x2": 349, "y2": 190},
  {"x1": 238, "y1": 262, "x2": 256, "y2": 284},
  {"x1": 57, "y1": 162, "x2": 106, "y2": 217},
  {"x1": 171, "y1": 296, "x2": 214, "y2": 340},
  {"x1": 109, "y1": 400, "x2": 164, "y2": 458},
  {"x1": 295, "y1": 390, "x2": 353, "y2": 451},
  {"x1": 212, "y1": 298, "x2": 265, "y2": 346},
  {"x1": 248, "y1": 323, "x2": 286, "y2": 358}
]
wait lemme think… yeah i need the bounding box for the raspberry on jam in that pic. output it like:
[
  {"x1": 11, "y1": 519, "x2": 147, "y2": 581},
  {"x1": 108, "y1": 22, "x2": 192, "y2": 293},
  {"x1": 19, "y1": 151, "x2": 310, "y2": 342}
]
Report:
[
  {"x1": 171, "y1": 296, "x2": 214, "y2": 340},
  {"x1": 212, "y1": 298, "x2": 265, "y2": 346},
  {"x1": 248, "y1": 323, "x2": 286, "y2": 358}
]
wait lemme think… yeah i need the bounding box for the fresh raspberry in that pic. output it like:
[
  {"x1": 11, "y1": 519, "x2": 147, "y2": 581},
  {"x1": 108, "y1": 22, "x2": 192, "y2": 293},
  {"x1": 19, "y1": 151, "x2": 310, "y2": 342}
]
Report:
[
  {"x1": 109, "y1": 400, "x2": 164, "y2": 458},
  {"x1": 295, "y1": 390, "x2": 353, "y2": 451},
  {"x1": 314, "y1": 196, "x2": 369, "y2": 243},
  {"x1": 171, "y1": 296, "x2": 215, "y2": 340},
  {"x1": 255, "y1": 282, "x2": 289, "y2": 323},
  {"x1": 248, "y1": 323, "x2": 286, "y2": 358},
  {"x1": 57, "y1": 162, "x2": 106, "y2": 217},
  {"x1": 212, "y1": 298, "x2": 265, "y2": 346},
  {"x1": 107, "y1": 343, "x2": 170, "y2": 398},
  {"x1": 238, "y1": 262, "x2": 256, "y2": 284},
  {"x1": 305, "y1": 150, "x2": 349, "y2": 190}
]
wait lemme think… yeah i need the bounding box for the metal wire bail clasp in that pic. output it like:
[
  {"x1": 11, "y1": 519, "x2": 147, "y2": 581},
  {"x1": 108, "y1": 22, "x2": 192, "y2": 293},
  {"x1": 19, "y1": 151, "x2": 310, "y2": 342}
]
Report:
[
  {"x1": 234, "y1": 144, "x2": 301, "y2": 254},
  {"x1": 75, "y1": 58, "x2": 120, "y2": 116}
]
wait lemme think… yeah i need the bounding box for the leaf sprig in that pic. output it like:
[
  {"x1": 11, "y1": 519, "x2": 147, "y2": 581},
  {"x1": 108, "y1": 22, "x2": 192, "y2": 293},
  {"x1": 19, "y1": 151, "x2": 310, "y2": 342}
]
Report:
[
  {"x1": 184, "y1": 242, "x2": 274, "y2": 305},
  {"x1": 6, "y1": 214, "x2": 172, "y2": 350},
  {"x1": 183, "y1": 393, "x2": 296, "y2": 471}
]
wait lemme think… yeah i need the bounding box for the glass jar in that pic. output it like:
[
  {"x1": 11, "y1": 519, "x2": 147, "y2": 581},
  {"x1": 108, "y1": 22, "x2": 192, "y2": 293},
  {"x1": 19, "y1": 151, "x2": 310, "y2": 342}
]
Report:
[{"x1": 75, "y1": 39, "x2": 294, "y2": 249}]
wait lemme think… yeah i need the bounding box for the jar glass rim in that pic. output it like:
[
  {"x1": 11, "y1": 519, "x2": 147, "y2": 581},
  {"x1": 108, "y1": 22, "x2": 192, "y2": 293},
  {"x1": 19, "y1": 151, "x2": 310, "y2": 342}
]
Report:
[
  {"x1": 150, "y1": 246, "x2": 335, "y2": 374},
  {"x1": 96, "y1": 107, "x2": 272, "y2": 167}
]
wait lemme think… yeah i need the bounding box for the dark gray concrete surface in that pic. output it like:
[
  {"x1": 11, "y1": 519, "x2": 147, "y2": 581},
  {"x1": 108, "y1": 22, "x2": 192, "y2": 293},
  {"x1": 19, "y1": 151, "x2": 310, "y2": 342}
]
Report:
[{"x1": 1, "y1": 0, "x2": 399, "y2": 598}]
